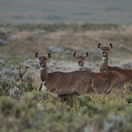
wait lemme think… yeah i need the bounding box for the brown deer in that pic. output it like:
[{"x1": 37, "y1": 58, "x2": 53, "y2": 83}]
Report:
[
  {"x1": 98, "y1": 43, "x2": 132, "y2": 83},
  {"x1": 73, "y1": 50, "x2": 127, "y2": 92},
  {"x1": 35, "y1": 52, "x2": 51, "y2": 91},
  {"x1": 35, "y1": 52, "x2": 126, "y2": 95},
  {"x1": 35, "y1": 52, "x2": 92, "y2": 93},
  {"x1": 98, "y1": 43, "x2": 113, "y2": 72},
  {"x1": 73, "y1": 51, "x2": 90, "y2": 70}
]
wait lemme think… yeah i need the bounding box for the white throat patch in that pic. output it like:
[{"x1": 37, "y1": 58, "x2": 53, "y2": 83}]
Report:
[
  {"x1": 41, "y1": 81, "x2": 48, "y2": 91},
  {"x1": 40, "y1": 67, "x2": 45, "y2": 70},
  {"x1": 102, "y1": 57, "x2": 107, "y2": 60}
]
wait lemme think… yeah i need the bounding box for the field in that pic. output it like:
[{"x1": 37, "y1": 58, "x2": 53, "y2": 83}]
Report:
[
  {"x1": 0, "y1": 23, "x2": 132, "y2": 132},
  {"x1": 0, "y1": 90, "x2": 132, "y2": 132}
]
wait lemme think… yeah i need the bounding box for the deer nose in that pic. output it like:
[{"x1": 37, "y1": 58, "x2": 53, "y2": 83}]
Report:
[
  {"x1": 40, "y1": 62, "x2": 45, "y2": 67},
  {"x1": 103, "y1": 52, "x2": 108, "y2": 57},
  {"x1": 78, "y1": 60, "x2": 84, "y2": 66}
]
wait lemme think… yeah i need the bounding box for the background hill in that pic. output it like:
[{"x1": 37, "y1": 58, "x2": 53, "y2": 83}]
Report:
[{"x1": 0, "y1": 0, "x2": 132, "y2": 24}]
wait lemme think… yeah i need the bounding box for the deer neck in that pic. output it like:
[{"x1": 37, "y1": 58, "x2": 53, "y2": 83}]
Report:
[
  {"x1": 40, "y1": 65, "x2": 48, "y2": 83},
  {"x1": 100, "y1": 56, "x2": 109, "y2": 72},
  {"x1": 79, "y1": 65, "x2": 84, "y2": 71}
]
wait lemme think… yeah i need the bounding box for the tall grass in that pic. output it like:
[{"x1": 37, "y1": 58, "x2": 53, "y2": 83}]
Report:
[{"x1": 0, "y1": 79, "x2": 132, "y2": 132}]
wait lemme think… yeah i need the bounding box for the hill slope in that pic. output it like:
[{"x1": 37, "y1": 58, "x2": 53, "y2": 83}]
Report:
[{"x1": 0, "y1": 0, "x2": 132, "y2": 24}]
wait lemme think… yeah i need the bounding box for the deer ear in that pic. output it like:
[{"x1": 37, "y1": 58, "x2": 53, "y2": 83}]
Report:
[
  {"x1": 98, "y1": 43, "x2": 101, "y2": 49},
  {"x1": 86, "y1": 52, "x2": 89, "y2": 57},
  {"x1": 73, "y1": 52, "x2": 76, "y2": 57},
  {"x1": 110, "y1": 43, "x2": 113, "y2": 48},
  {"x1": 48, "y1": 53, "x2": 51, "y2": 58},
  {"x1": 35, "y1": 52, "x2": 39, "y2": 58}
]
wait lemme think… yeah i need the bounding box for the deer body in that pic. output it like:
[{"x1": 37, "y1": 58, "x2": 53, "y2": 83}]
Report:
[
  {"x1": 107, "y1": 67, "x2": 132, "y2": 83},
  {"x1": 35, "y1": 52, "x2": 126, "y2": 95},
  {"x1": 45, "y1": 70, "x2": 126, "y2": 95},
  {"x1": 35, "y1": 52, "x2": 93, "y2": 94},
  {"x1": 45, "y1": 71, "x2": 93, "y2": 94},
  {"x1": 72, "y1": 51, "x2": 126, "y2": 92},
  {"x1": 98, "y1": 43, "x2": 132, "y2": 83}
]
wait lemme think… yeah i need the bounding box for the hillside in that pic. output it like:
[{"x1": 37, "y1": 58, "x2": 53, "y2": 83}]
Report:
[{"x1": 0, "y1": 0, "x2": 132, "y2": 24}]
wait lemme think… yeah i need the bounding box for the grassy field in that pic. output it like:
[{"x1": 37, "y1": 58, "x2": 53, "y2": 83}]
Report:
[
  {"x1": 0, "y1": 23, "x2": 132, "y2": 132},
  {"x1": 0, "y1": 1, "x2": 132, "y2": 131},
  {"x1": 0, "y1": 23, "x2": 132, "y2": 64}
]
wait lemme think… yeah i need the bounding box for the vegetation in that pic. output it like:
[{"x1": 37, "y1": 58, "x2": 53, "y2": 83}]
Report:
[
  {"x1": 0, "y1": 75, "x2": 132, "y2": 132},
  {"x1": 0, "y1": 23, "x2": 132, "y2": 132},
  {"x1": 0, "y1": 23, "x2": 119, "y2": 32}
]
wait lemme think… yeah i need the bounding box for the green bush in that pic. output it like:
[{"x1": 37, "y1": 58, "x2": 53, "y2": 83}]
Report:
[
  {"x1": 0, "y1": 82, "x2": 132, "y2": 132},
  {"x1": 0, "y1": 79, "x2": 11, "y2": 96},
  {"x1": 126, "y1": 96, "x2": 132, "y2": 103}
]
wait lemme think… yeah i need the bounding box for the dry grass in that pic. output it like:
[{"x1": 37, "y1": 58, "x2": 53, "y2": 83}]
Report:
[{"x1": 0, "y1": 24, "x2": 132, "y2": 64}]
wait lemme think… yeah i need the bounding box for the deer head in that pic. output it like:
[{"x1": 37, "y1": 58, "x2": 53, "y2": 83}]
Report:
[
  {"x1": 73, "y1": 52, "x2": 89, "y2": 66},
  {"x1": 35, "y1": 52, "x2": 51, "y2": 68},
  {"x1": 98, "y1": 43, "x2": 113, "y2": 57}
]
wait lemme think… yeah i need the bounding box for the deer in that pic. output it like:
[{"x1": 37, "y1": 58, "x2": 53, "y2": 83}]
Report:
[
  {"x1": 98, "y1": 43, "x2": 132, "y2": 83},
  {"x1": 35, "y1": 52, "x2": 127, "y2": 95},
  {"x1": 35, "y1": 52, "x2": 93, "y2": 94},
  {"x1": 73, "y1": 51, "x2": 90, "y2": 71},
  {"x1": 73, "y1": 50, "x2": 127, "y2": 92},
  {"x1": 35, "y1": 52, "x2": 51, "y2": 91},
  {"x1": 98, "y1": 43, "x2": 113, "y2": 72}
]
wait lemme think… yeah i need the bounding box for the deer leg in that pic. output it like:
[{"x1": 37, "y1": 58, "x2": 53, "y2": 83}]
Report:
[
  {"x1": 39, "y1": 81, "x2": 47, "y2": 91},
  {"x1": 39, "y1": 82, "x2": 43, "y2": 91}
]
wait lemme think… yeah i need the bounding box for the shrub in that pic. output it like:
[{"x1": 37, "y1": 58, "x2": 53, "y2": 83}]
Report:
[{"x1": 126, "y1": 96, "x2": 132, "y2": 104}]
